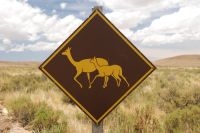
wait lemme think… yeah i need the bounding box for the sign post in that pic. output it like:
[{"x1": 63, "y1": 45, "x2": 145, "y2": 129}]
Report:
[
  {"x1": 39, "y1": 5, "x2": 156, "y2": 133},
  {"x1": 92, "y1": 121, "x2": 103, "y2": 133},
  {"x1": 92, "y1": 6, "x2": 104, "y2": 133}
]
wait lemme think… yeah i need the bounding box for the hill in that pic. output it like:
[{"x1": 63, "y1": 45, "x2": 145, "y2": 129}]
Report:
[{"x1": 155, "y1": 55, "x2": 200, "y2": 67}]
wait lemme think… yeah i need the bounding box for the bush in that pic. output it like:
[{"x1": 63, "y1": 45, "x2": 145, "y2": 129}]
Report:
[
  {"x1": 165, "y1": 105, "x2": 200, "y2": 133},
  {"x1": 133, "y1": 106, "x2": 161, "y2": 133},
  {"x1": 157, "y1": 79, "x2": 200, "y2": 113},
  {"x1": 7, "y1": 96, "x2": 37, "y2": 126},
  {"x1": 107, "y1": 106, "x2": 161, "y2": 133},
  {"x1": 7, "y1": 96, "x2": 68, "y2": 133},
  {"x1": 31, "y1": 103, "x2": 60, "y2": 132}
]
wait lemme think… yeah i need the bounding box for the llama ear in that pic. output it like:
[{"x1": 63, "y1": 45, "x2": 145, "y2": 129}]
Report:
[{"x1": 66, "y1": 47, "x2": 71, "y2": 51}]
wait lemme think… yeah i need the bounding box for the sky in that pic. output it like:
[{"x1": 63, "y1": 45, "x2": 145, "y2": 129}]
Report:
[{"x1": 0, "y1": 0, "x2": 200, "y2": 61}]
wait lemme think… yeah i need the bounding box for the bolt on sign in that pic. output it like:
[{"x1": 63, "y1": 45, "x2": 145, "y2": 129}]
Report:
[{"x1": 39, "y1": 9, "x2": 156, "y2": 124}]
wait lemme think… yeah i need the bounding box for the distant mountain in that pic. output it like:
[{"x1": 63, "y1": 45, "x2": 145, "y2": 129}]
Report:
[{"x1": 155, "y1": 55, "x2": 200, "y2": 67}]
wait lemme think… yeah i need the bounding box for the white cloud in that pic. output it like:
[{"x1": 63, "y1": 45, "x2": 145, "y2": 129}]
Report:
[
  {"x1": 60, "y1": 2, "x2": 67, "y2": 9},
  {"x1": 10, "y1": 41, "x2": 59, "y2": 52},
  {"x1": 90, "y1": 0, "x2": 200, "y2": 59},
  {"x1": 0, "y1": 0, "x2": 82, "y2": 52},
  {"x1": 2, "y1": 38, "x2": 11, "y2": 45},
  {"x1": 134, "y1": 4, "x2": 200, "y2": 45},
  {"x1": 44, "y1": 15, "x2": 82, "y2": 42},
  {"x1": 92, "y1": 0, "x2": 200, "y2": 48},
  {"x1": 92, "y1": 0, "x2": 181, "y2": 29}
]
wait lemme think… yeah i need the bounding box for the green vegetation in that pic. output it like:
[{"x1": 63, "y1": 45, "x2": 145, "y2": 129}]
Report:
[
  {"x1": 165, "y1": 105, "x2": 200, "y2": 133},
  {"x1": 6, "y1": 96, "x2": 68, "y2": 133},
  {"x1": 0, "y1": 64, "x2": 200, "y2": 133}
]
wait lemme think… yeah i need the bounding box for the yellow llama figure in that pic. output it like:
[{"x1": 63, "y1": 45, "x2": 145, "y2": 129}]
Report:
[
  {"x1": 62, "y1": 48, "x2": 108, "y2": 88},
  {"x1": 90, "y1": 57, "x2": 129, "y2": 88}
]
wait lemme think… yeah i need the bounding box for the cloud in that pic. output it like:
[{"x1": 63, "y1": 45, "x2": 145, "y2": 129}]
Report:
[
  {"x1": 0, "y1": 0, "x2": 82, "y2": 52},
  {"x1": 60, "y1": 2, "x2": 67, "y2": 9},
  {"x1": 90, "y1": 0, "x2": 200, "y2": 60},
  {"x1": 134, "y1": 3, "x2": 200, "y2": 45},
  {"x1": 92, "y1": 0, "x2": 200, "y2": 47},
  {"x1": 92, "y1": 0, "x2": 180, "y2": 29},
  {"x1": 2, "y1": 38, "x2": 11, "y2": 45}
]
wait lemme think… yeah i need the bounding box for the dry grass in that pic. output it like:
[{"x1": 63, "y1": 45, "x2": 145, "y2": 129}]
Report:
[{"x1": 0, "y1": 62, "x2": 200, "y2": 133}]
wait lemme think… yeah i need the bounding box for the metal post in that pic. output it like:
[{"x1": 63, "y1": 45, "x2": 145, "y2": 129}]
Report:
[
  {"x1": 92, "y1": 121, "x2": 103, "y2": 133},
  {"x1": 92, "y1": 6, "x2": 104, "y2": 133},
  {"x1": 92, "y1": 6, "x2": 103, "y2": 12}
]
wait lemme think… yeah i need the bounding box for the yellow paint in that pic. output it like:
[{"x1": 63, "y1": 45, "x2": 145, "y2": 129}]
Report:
[
  {"x1": 90, "y1": 57, "x2": 129, "y2": 88},
  {"x1": 62, "y1": 47, "x2": 108, "y2": 88}
]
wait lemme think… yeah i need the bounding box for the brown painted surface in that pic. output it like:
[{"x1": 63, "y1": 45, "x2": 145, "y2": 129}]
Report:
[{"x1": 39, "y1": 10, "x2": 156, "y2": 124}]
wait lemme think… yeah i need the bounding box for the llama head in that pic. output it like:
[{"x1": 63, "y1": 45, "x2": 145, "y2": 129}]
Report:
[
  {"x1": 62, "y1": 47, "x2": 71, "y2": 56},
  {"x1": 90, "y1": 57, "x2": 97, "y2": 63}
]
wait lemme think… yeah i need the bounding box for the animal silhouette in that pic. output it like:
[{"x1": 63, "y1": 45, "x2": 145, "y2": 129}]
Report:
[
  {"x1": 62, "y1": 47, "x2": 108, "y2": 88},
  {"x1": 90, "y1": 57, "x2": 129, "y2": 88}
]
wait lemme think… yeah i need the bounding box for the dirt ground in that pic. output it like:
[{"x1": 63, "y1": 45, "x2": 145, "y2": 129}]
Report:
[{"x1": 0, "y1": 101, "x2": 31, "y2": 133}]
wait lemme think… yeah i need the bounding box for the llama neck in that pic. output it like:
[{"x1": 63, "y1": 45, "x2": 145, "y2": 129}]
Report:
[
  {"x1": 66, "y1": 53, "x2": 77, "y2": 66},
  {"x1": 93, "y1": 61, "x2": 101, "y2": 70}
]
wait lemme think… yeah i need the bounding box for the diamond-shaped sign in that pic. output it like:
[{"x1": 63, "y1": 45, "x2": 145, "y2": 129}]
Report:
[{"x1": 39, "y1": 9, "x2": 156, "y2": 124}]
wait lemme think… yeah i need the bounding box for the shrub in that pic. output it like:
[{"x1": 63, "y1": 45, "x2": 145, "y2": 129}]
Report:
[
  {"x1": 133, "y1": 106, "x2": 161, "y2": 133},
  {"x1": 7, "y1": 96, "x2": 68, "y2": 133},
  {"x1": 31, "y1": 103, "x2": 60, "y2": 132},
  {"x1": 7, "y1": 96, "x2": 37, "y2": 126},
  {"x1": 106, "y1": 106, "x2": 161, "y2": 133},
  {"x1": 165, "y1": 105, "x2": 200, "y2": 133}
]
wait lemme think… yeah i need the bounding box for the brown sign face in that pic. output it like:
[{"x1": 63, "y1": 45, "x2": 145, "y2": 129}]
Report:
[{"x1": 39, "y1": 9, "x2": 156, "y2": 124}]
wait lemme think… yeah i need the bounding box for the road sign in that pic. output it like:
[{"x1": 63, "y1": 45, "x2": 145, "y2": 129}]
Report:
[{"x1": 39, "y1": 9, "x2": 156, "y2": 124}]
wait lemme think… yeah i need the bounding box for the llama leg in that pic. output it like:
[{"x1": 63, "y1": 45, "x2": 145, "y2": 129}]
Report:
[
  {"x1": 103, "y1": 76, "x2": 106, "y2": 88},
  {"x1": 87, "y1": 73, "x2": 91, "y2": 88},
  {"x1": 90, "y1": 75, "x2": 100, "y2": 86},
  {"x1": 112, "y1": 75, "x2": 119, "y2": 87},
  {"x1": 104, "y1": 76, "x2": 109, "y2": 88},
  {"x1": 74, "y1": 70, "x2": 83, "y2": 88},
  {"x1": 113, "y1": 73, "x2": 121, "y2": 87},
  {"x1": 120, "y1": 75, "x2": 129, "y2": 87},
  {"x1": 117, "y1": 77, "x2": 121, "y2": 87}
]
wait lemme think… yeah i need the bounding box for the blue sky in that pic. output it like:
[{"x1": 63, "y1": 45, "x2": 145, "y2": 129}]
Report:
[{"x1": 0, "y1": 0, "x2": 200, "y2": 61}]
